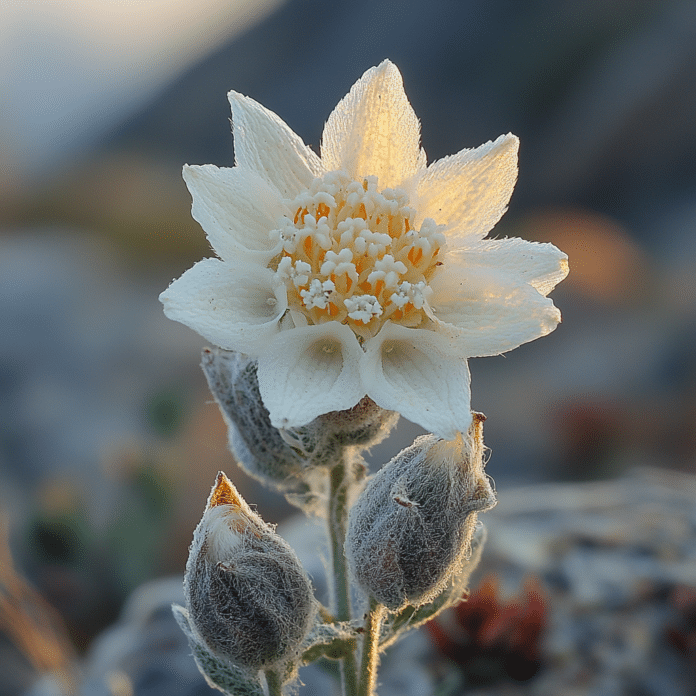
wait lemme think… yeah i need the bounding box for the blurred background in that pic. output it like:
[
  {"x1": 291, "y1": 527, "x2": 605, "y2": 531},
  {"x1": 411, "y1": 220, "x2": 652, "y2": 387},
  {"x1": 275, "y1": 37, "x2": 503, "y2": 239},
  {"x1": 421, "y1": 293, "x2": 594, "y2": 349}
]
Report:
[{"x1": 2, "y1": 0, "x2": 696, "y2": 693}]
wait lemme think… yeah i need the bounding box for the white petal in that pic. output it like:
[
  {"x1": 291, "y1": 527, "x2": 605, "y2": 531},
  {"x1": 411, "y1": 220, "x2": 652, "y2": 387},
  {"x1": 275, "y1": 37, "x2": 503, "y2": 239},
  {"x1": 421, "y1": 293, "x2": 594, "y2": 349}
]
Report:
[
  {"x1": 228, "y1": 91, "x2": 324, "y2": 198},
  {"x1": 321, "y1": 60, "x2": 423, "y2": 189},
  {"x1": 416, "y1": 133, "x2": 518, "y2": 240},
  {"x1": 449, "y1": 238, "x2": 569, "y2": 296},
  {"x1": 429, "y1": 265, "x2": 562, "y2": 357},
  {"x1": 159, "y1": 258, "x2": 287, "y2": 354},
  {"x1": 257, "y1": 323, "x2": 365, "y2": 429},
  {"x1": 183, "y1": 164, "x2": 285, "y2": 263},
  {"x1": 362, "y1": 322, "x2": 472, "y2": 440}
]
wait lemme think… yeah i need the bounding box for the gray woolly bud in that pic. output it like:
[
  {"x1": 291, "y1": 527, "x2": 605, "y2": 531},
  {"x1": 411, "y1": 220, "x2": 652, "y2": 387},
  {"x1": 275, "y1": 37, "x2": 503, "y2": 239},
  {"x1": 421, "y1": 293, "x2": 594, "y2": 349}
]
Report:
[
  {"x1": 285, "y1": 396, "x2": 400, "y2": 466},
  {"x1": 184, "y1": 472, "x2": 316, "y2": 671},
  {"x1": 203, "y1": 348, "x2": 398, "y2": 476},
  {"x1": 201, "y1": 348, "x2": 305, "y2": 489},
  {"x1": 345, "y1": 414, "x2": 496, "y2": 611}
]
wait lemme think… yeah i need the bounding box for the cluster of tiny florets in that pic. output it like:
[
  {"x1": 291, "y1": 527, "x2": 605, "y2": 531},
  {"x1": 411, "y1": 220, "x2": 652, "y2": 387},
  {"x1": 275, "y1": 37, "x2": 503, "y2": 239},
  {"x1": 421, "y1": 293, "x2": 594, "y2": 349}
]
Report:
[{"x1": 271, "y1": 171, "x2": 446, "y2": 339}]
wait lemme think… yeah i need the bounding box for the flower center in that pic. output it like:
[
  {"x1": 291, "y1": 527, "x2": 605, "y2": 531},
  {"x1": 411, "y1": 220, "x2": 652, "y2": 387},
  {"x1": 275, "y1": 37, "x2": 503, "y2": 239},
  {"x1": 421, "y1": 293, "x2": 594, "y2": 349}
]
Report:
[{"x1": 271, "y1": 171, "x2": 446, "y2": 340}]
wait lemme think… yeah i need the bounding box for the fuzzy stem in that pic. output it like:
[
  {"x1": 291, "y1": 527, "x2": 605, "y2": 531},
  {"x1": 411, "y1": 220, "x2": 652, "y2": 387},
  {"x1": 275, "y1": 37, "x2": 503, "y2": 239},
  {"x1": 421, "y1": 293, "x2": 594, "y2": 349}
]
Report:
[
  {"x1": 328, "y1": 455, "x2": 359, "y2": 695},
  {"x1": 357, "y1": 600, "x2": 385, "y2": 696},
  {"x1": 265, "y1": 669, "x2": 283, "y2": 696}
]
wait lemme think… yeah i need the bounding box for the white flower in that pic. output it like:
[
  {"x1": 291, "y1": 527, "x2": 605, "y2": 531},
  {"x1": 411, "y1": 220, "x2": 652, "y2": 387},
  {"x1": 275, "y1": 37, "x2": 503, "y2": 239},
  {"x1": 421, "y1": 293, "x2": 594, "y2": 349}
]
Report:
[{"x1": 160, "y1": 60, "x2": 568, "y2": 439}]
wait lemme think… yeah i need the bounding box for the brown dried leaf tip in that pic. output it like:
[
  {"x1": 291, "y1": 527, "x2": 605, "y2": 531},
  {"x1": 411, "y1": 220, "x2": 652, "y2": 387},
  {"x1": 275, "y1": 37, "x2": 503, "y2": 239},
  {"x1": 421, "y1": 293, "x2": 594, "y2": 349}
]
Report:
[
  {"x1": 207, "y1": 471, "x2": 244, "y2": 509},
  {"x1": 427, "y1": 574, "x2": 547, "y2": 685}
]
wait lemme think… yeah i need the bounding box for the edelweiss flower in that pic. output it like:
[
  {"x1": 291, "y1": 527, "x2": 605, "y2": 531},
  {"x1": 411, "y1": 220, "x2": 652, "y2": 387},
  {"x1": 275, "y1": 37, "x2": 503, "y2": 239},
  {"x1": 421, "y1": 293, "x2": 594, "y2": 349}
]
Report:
[{"x1": 160, "y1": 60, "x2": 568, "y2": 439}]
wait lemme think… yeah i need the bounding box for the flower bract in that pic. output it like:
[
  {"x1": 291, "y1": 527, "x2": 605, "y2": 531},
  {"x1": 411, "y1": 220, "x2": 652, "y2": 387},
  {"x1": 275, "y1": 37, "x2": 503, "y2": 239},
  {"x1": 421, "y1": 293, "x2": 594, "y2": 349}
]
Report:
[{"x1": 160, "y1": 60, "x2": 568, "y2": 439}]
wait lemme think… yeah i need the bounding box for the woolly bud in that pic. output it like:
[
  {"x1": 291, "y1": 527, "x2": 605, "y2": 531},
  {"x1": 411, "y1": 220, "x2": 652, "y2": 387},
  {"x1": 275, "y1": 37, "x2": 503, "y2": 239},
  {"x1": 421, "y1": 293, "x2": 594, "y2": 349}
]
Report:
[
  {"x1": 282, "y1": 396, "x2": 400, "y2": 467},
  {"x1": 203, "y1": 348, "x2": 399, "y2": 477},
  {"x1": 201, "y1": 348, "x2": 305, "y2": 489},
  {"x1": 306, "y1": 396, "x2": 399, "y2": 450},
  {"x1": 184, "y1": 472, "x2": 315, "y2": 671},
  {"x1": 345, "y1": 414, "x2": 496, "y2": 611}
]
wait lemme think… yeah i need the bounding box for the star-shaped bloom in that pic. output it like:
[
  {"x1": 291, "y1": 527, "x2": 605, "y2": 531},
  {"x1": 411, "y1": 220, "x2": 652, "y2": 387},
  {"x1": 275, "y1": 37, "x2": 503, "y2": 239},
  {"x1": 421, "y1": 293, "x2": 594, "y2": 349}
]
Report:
[{"x1": 160, "y1": 60, "x2": 568, "y2": 439}]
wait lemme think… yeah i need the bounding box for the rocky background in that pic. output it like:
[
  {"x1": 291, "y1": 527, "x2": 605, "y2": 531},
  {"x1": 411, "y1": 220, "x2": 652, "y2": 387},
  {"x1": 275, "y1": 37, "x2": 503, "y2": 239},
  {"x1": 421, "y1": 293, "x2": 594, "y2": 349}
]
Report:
[{"x1": 2, "y1": 1, "x2": 696, "y2": 694}]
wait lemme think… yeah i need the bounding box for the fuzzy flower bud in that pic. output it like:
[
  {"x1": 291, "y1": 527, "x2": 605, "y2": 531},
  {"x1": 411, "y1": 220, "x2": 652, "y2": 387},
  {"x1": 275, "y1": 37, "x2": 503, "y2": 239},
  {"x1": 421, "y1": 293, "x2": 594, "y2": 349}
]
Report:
[
  {"x1": 203, "y1": 348, "x2": 399, "y2": 477},
  {"x1": 346, "y1": 414, "x2": 496, "y2": 611},
  {"x1": 184, "y1": 472, "x2": 315, "y2": 671},
  {"x1": 201, "y1": 348, "x2": 306, "y2": 489},
  {"x1": 312, "y1": 395, "x2": 399, "y2": 447},
  {"x1": 283, "y1": 396, "x2": 400, "y2": 467}
]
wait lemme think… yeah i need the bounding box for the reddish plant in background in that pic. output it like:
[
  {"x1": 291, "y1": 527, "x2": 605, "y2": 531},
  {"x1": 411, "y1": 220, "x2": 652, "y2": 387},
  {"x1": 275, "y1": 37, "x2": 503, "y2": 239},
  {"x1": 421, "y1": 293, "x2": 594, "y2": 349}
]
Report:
[
  {"x1": 666, "y1": 584, "x2": 696, "y2": 674},
  {"x1": 427, "y1": 574, "x2": 547, "y2": 686}
]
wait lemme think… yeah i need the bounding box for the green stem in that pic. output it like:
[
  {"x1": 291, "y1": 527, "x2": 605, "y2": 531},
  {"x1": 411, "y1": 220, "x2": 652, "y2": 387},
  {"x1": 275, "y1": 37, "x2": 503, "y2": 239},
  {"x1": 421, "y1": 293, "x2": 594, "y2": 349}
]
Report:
[
  {"x1": 328, "y1": 455, "x2": 359, "y2": 695},
  {"x1": 357, "y1": 600, "x2": 386, "y2": 696},
  {"x1": 340, "y1": 635, "x2": 359, "y2": 695},
  {"x1": 329, "y1": 459, "x2": 352, "y2": 621},
  {"x1": 265, "y1": 669, "x2": 283, "y2": 696}
]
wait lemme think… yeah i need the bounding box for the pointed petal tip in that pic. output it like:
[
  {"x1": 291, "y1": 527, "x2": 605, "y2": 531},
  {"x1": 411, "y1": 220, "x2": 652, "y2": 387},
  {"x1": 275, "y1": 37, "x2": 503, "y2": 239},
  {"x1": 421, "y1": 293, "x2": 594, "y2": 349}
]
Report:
[
  {"x1": 158, "y1": 285, "x2": 177, "y2": 307},
  {"x1": 182, "y1": 163, "x2": 213, "y2": 185},
  {"x1": 374, "y1": 58, "x2": 400, "y2": 76},
  {"x1": 181, "y1": 163, "x2": 228, "y2": 187},
  {"x1": 181, "y1": 163, "x2": 204, "y2": 182},
  {"x1": 227, "y1": 89, "x2": 243, "y2": 105},
  {"x1": 352, "y1": 59, "x2": 406, "y2": 96},
  {"x1": 376, "y1": 60, "x2": 406, "y2": 88},
  {"x1": 227, "y1": 90, "x2": 257, "y2": 118},
  {"x1": 227, "y1": 90, "x2": 251, "y2": 119},
  {"x1": 493, "y1": 132, "x2": 519, "y2": 154}
]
